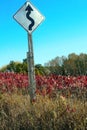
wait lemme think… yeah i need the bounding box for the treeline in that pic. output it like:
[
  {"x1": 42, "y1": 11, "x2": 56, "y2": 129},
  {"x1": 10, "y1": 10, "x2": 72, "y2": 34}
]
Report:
[
  {"x1": 0, "y1": 53, "x2": 87, "y2": 76},
  {"x1": 45, "y1": 53, "x2": 87, "y2": 76},
  {"x1": 0, "y1": 59, "x2": 48, "y2": 75}
]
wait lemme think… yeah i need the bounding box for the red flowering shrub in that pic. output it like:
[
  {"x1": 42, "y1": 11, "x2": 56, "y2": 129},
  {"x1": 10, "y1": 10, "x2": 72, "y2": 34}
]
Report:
[{"x1": 0, "y1": 72, "x2": 87, "y2": 98}]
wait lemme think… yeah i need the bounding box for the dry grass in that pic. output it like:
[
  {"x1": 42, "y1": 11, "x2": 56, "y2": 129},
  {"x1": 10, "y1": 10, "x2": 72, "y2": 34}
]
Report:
[{"x1": 0, "y1": 92, "x2": 87, "y2": 130}]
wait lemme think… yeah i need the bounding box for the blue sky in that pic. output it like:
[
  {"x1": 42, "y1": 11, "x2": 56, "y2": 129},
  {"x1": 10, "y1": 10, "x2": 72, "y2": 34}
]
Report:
[{"x1": 0, "y1": 0, "x2": 87, "y2": 68}]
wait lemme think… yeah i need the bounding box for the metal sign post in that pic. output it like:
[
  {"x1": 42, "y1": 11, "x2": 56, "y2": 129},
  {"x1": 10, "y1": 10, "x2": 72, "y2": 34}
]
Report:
[{"x1": 13, "y1": 1, "x2": 44, "y2": 101}]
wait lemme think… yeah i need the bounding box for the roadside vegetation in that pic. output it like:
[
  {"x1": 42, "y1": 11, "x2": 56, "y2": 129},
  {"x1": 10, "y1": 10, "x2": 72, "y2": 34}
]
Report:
[{"x1": 0, "y1": 53, "x2": 87, "y2": 129}]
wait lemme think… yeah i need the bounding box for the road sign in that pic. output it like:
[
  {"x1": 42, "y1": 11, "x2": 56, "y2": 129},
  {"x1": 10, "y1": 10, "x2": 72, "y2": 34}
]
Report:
[
  {"x1": 13, "y1": 1, "x2": 45, "y2": 102},
  {"x1": 13, "y1": 1, "x2": 44, "y2": 33}
]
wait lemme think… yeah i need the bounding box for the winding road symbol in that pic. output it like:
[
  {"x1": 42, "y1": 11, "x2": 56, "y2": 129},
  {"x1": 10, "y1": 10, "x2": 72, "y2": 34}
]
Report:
[
  {"x1": 13, "y1": 1, "x2": 44, "y2": 33},
  {"x1": 25, "y1": 5, "x2": 35, "y2": 31}
]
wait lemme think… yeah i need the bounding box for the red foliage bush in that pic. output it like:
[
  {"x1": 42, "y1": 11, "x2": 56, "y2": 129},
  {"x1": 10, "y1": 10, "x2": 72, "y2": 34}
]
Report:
[{"x1": 0, "y1": 72, "x2": 87, "y2": 95}]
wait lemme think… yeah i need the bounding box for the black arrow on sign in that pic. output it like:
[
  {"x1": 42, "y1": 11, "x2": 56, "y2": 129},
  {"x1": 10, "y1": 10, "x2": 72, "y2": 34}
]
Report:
[{"x1": 25, "y1": 5, "x2": 35, "y2": 31}]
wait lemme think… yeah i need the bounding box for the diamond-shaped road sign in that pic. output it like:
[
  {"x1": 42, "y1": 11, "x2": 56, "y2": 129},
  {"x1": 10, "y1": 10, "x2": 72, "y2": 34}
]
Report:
[{"x1": 13, "y1": 1, "x2": 44, "y2": 33}]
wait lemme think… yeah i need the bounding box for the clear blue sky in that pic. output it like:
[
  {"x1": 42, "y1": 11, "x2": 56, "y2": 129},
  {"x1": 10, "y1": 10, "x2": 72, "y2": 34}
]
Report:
[{"x1": 0, "y1": 0, "x2": 87, "y2": 68}]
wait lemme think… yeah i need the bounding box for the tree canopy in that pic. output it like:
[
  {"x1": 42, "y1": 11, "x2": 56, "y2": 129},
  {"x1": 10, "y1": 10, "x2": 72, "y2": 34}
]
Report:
[{"x1": 0, "y1": 53, "x2": 87, "y2": 76}]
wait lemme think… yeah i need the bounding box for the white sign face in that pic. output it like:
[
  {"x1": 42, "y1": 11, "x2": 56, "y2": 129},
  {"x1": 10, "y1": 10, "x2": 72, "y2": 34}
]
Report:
[{"x1": 13, "y1": 2, "x2": 44, "y2": 33}]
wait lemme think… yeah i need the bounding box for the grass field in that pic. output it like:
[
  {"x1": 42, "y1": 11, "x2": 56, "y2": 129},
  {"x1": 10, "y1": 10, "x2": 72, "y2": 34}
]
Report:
[{"x1": 0, "y1": 72, "x2": 87, "y2": 129}]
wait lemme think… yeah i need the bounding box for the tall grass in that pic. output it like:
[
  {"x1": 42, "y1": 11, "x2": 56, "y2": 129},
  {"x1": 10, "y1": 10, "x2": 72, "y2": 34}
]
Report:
[{"x1": 0, "y1": 91, "x2": 87, "y2": 130}]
